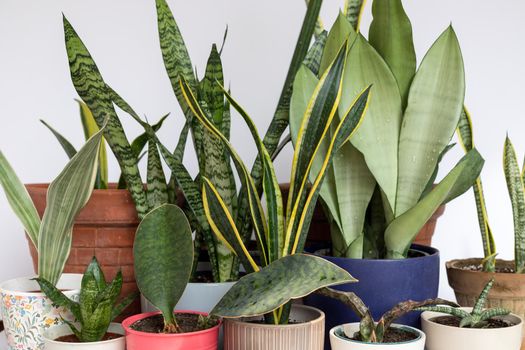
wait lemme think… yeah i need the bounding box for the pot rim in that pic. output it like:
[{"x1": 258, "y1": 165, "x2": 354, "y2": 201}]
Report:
[
  {"x1": 25, "y1": 183, "x2": 130, "y2": 194},
  {"x1": 445, "y1": 258, "x2": 520, "y2": 275},
  {"x1": 184, "y1": 281, "x2": 238, "y2": 287},
  {"x1": 43, "y1": 322, "x2": 125, "y2": 345},
  {"x1": 0, "y1": 273, "x2": 82, "y2": 296},
  {"x1": 317, "y1": 244, "x2": 439, "y2": 263},
  {"x1": 225, "y1": 304, "x2": 325, "y2": 328},
  {"x1": 330, "y1": 323, "x2": 425, "y2": 345},
  {"x1": 421, "y1": 307, "x2": 524, "y2": 331},
  {"x1": 122, "y1": 311, "x2": 221, "y2": 337}
]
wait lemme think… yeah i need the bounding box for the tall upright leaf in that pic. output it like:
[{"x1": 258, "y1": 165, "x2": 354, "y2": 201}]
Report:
[
  {"x1": 63, "y1": 16, "x2": 147, "y2": 218},
  {"x1": 344, "y1": 0, "x2": 366, "y2": 30},
  {"x1": 369, "y1": 0, "x2": 416, "y2": 107},
  {"x1": 319, "y1": 12, "x2": 355, "y2": 75},
  {"x1": 146, "y1": 140, "x2": 169, "y2": 209},
  {"x1": 40, "y1": 120, "x2": 77, "y2": 159},
  {"x1": 396, "y1": 26, "x2": 465, "y2": 216},
  {"x1": 38, "y1": 126, "x2": 105, "y2": 285}
]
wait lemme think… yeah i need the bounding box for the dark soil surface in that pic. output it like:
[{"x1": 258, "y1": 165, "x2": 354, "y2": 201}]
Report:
[
  {"x1": 460, "y1": 264, "x2": 514, "y2": 273},
  {"x1": 130, "y1": 313, "x2": 218, "y2": 334},
  {"x1": 352, "y1": 327, "x2": 418, "y2": 343},
  {"x1": 430, "y1": 315, "x2": 515, "y2": 328},
  {"x1": 55, "y1": 332, "x2": 123, "y2": 342}
]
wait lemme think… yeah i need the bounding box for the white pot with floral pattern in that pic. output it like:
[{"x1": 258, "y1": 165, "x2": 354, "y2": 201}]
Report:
[{"x1": 0, "y1": 274, "x2": 81, "y2": 350}]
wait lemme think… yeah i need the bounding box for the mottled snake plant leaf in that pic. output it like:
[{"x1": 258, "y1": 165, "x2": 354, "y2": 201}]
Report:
[
  {"x1": 385, "y1": 149, "x2": 484, "y2": 258},
  {"x1": 211, "y1": 254, "x2": 356, "y2": 318},
  {"x1": 339, "y1": 33, "x2": 402, "y2": 214},
  {"x1": 344, "y1": 0, "x2": 367, "y2": 30},
  {"x1": 146, "y1": 140, "x2": 169, "y2": 209},
  {"x1": 38, "y1": 124, "x2": 106, "y2": 285},
  {"x1": 63, "y1": 16, "x2": 147, "y2": 218},
  {"x1": 303, "y1": 31, "x2": 327, "y2": 77},
  {"x1": 134, "y1": 204, "x2": 193, "y2": 331},
  {"x1": 0, "y1": 152, "x2": 41, "y2": 247},
  {"x1": 369, "y1": 0, "x2": 416, "y2": 107},
  {"x1": 40, "y1": 120, "x2": 78, "y2": 159},
  {"x1": 395, "y1": 26, "x2": 465, "y2": 216},
  {"x1": 503, "y1": 137, "x2": 525, "y2": 273}
]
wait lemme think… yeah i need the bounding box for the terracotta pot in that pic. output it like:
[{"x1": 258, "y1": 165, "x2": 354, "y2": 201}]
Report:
[
  {"x1": 223, "y1": 304, "x2": 324, "y2": 350},
  {"x1": 278, "y1": 183, "x2": 444, "y2": 249},
  {"x1": 43, "y1": 322, "x2": 125, "y2": 350},
  {"x1": 329, "y1": 323, "x2": 425, "y2": 350},
  {"x1": 25, "y1": 183, "x2": 141, "y2": 318},
  {"x1": 421, "y1": 307, "x2": 523, "y2": 350},
  {"x1": 122, "y1": 311, "x2": 221, "y2": 350},
  {"x1": 446, "y1": 258, "x2": 525, "y2": 336}
]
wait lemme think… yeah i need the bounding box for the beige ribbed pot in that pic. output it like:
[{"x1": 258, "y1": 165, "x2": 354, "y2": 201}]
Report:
[{"x1": 223, "y1": 304, "x2": 324, "y2": 350}]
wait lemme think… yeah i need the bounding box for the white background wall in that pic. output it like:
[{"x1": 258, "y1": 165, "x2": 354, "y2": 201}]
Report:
[{"x1": 0, "y1": 0, "x2": 524, "y2": 300}]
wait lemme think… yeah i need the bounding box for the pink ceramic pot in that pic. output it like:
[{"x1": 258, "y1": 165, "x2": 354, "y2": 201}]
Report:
[{"x1": 122, "y1": 311, "x2": 221, "y2": 350}]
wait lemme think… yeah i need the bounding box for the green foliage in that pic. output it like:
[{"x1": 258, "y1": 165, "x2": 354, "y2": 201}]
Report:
[
  {"x1": 416, "y1": 279, "x2": 511, "y2": 328},
  {"x1": 291, "y1": 0, "x2": 483, "y2": 259},
  {"x1": 318, "y1": 287, "x2": 457, "y2": 343},
  {"x1": 35, "y1": 257, "x2": 138, "y2": 342},
  {"x1": 134, "y1": 204, "x2": 193, "y2": 333}
]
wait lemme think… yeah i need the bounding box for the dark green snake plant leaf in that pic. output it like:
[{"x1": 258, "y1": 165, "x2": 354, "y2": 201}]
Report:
[
  {"x1": 211, "y1": 254, "x2": 356, "y2": 318},
  {"x1": 40, "y1": 119, "x2": 78, "y2": 159},
  {"x1": 504, "y1": 137, "x2": 525, "y2": 273},
  {"x1": 303, "y1": 31, "x2": 327, "y2": 76},
  {"x1": 146, "y1": 140, "x2": 169, "y2": 209},
  {"x1": 38, "y1": 124, "x2": 106, "y2": 285},
  {"x1": 63, "y1": 16, "x2": 147, "y2": 218},
  {"x1": 134, "y1": 204, "x2": 193, "y2": 330},
  {"x1": 344, "y1": 0, "x2": 367, "y2": 30},
  {"x1": 457, "y1": 108, "x2": 496, "y2": 271},
  {"x1": 0, "y1": 152, "x2": 41, "y2": 247},
  {"x1": 34, "y1": 277, "x2": 81, "y2": 320},
  {"x1": 369, "y1": 0, "x2": 416, "y2": 107},
  {"x1": 385, "y1": 149, "x2": 484, "y2": 258}
]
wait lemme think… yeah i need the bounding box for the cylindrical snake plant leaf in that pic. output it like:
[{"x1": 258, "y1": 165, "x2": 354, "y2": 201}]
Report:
[
  {"x1": 211, "y1": 254, "x2": 356, "y2": 319},
  {"x1": 339, "y1": 33, "x2": 402, "y2": 214},
  {"x1": 0, "y1": 152, "x2": 41, "y2": 247},
  {"x1": 503, "y1": 137, "x2": 525, "y2": 273},
  {"x1": 63, "y1": 17, "x2": 147, "y2": 218},
  {"x1": 134, "y1": 204, "x2": 193, "y2": 328},
  {"x1": 396, "y1": 26, "x2": 465, "y2": 216},
  {"x1": 368, "y1": 0, "x2": 416, "y2": 108},
  {"x1": 385, "y1": 149, "x2": 484, "y2": 258},
  {"x1": 38, "y1": 124, "x2": 105, "y2": 285},
  {"x1": 304, "y1": 0, "x2": 325, "y2": 40}
]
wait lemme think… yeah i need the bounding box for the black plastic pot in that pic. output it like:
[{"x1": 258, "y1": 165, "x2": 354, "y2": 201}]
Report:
[{"x1": 304, "y1": 244, "x2": 440, "y2": 349}]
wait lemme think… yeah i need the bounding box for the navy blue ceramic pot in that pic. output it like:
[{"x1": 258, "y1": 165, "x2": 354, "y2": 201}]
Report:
[{"x1": 304, "y1": 244, "x2": 439, "y2": 349}]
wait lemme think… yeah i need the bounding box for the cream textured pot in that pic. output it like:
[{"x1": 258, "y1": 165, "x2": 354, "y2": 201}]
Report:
[
  {"x1": 421, "y1": 308, "x2": 523, "y2": 350},
  {"x1": 329, "y1": 323, "x2": 425, "y2": 350},
  {"x1": 0, "y1": 274, "x2": 81, "y2": 350},
  {"x1": 223, "y1": 304, "x2": 324, "y2": 350},
  {"x1": 43, "y1": 323, "x2": 125, "y2": 350}
]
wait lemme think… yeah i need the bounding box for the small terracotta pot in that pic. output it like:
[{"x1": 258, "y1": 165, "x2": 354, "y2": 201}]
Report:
[
  {"x1": 25, "y1": 183, "x2": 141, "y2": 318},
  {"x1": 223, "y1": 304, "x2": 324, "y2": 350},
  {"x1": 0, "y1": 274, "x2": 81, "y2": 350},
  {"x1": 278, "y1": 183, "x2": 444, "y2": 249},
  {"x1": 329, "y1": 323, "x2": 425, "y2": 350},
  {"x1": 43, "y1": 322, "x2": 125, "y2": 350},
  {"x1": 122, "y1": 311, "x2": 221, "y2": 350},
  {"x1": 421, "y1": 307, "x2": 523, "y2": 350}
]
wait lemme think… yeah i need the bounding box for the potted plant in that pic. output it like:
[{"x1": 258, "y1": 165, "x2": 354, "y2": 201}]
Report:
[
  {"x1": 290, "y1": 1, "x2": 484, "y2": 339},
  {"x1": 122, "y1": 204, "x2": 222, "y2": 350},
  {"x1": 0, "y1": 126, "x2": 105, "y2": 349},
  {"x1": 35, "y1": 257, "x2": 137, "y2": 349},
  {"x1": 317, "y1": 288, "x2": 455, "y2": 350},
  {"x1": 156, "y1": 38, "x2": 371, "y2": 350},
  {"x1": 447, "y1": 129, "x2": 525, "y2": 333},
  {"x1": 61, "y1": 0, "x2": 323, "y2": 314},
  {"x1": 419, "y1": 279, "x2": 523, "y2": 350}
]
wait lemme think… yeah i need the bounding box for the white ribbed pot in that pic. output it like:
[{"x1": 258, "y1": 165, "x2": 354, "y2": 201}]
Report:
[
  {"x1": 43, "y1": 323, "x2": 125, "y2": 350},
  {"x1": 223, "y1": 304, "x2": 324, "y2": 350},
  {"x1": 421, "y1": 308, "x2": 523, "y2": 350},
  {"x1": 0, "y1": 274, "x2": 82, "y2": 350},
  {"x1": 329, "y1": 323, "x2": 425, "y2": 350},
  {"x1": 141, "y1": 281, "x2": 236, "y2": 313}
]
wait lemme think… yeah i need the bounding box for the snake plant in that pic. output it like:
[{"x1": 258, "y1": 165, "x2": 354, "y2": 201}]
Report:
[
  {"x1": 318, "y1": 287, "x2": 457, "y2": 342},
  {"x1": 163, "y1": 41, "x2": 371, "y2": 324},
  {"x1": 291, "y1": 0, "x2": 484, "y2": 259},
  {"x1": 62, "y1": 0, "x2": 323, "y2": 282},
  {"x1": 416, "y1": 279, "x2": 510, "y2": 328},
  {"x1": 35, "y1": 257, "x2": 138, "y2": 342},
  {"x1": 0, "y1": 125, "x2": 106, "y2": 285}
]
